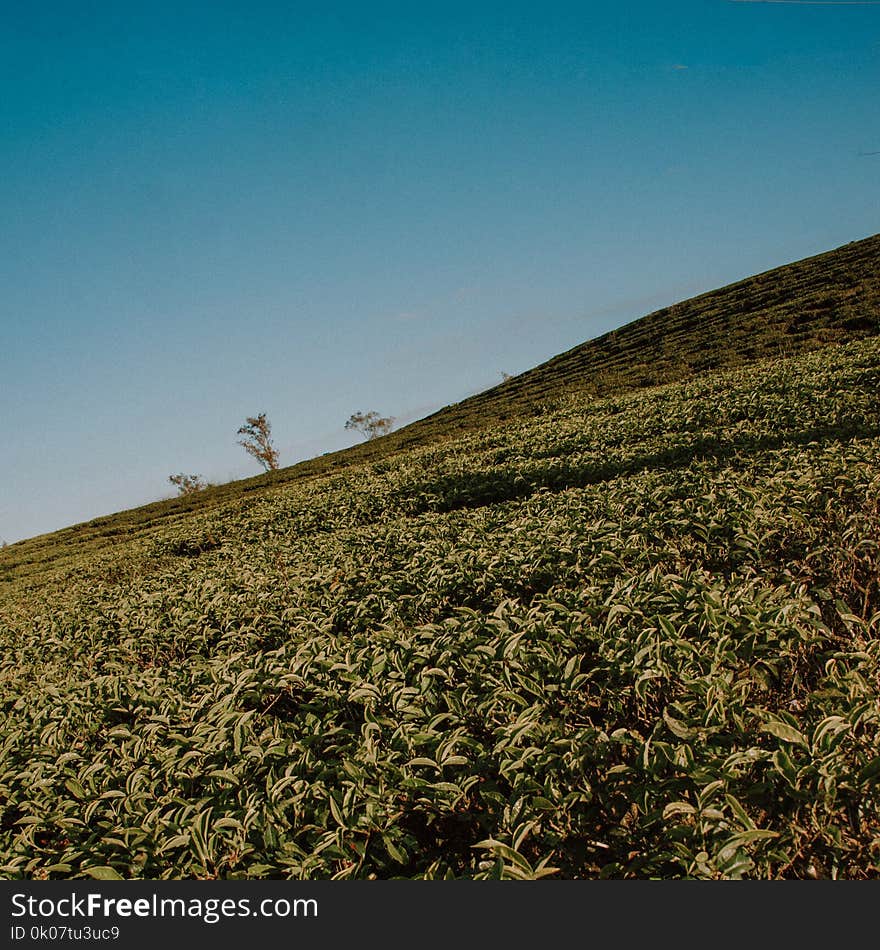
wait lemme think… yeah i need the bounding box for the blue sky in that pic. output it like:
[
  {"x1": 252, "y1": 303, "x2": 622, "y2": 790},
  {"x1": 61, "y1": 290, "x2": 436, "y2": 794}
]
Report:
[{"x1": 2, "y1": 0, "x2": 879, "y2": 544}]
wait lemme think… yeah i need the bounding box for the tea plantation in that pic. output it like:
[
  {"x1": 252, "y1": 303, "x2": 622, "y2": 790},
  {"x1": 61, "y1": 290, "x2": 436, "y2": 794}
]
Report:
[{"x1": 2, "y1": 333, "x2": 878, "y2": 879}]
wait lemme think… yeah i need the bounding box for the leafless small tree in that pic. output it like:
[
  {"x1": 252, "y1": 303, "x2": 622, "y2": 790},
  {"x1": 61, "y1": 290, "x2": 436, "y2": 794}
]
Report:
[
  {"x1": 168, "y1": 473, "x2": 208, "y2": 495},
  {"x1": 345, "y1": 410, "x2": 395, "y2": 441},
  {"x1": 237, "y1": 412, "x2": 280, "y2": 471}
]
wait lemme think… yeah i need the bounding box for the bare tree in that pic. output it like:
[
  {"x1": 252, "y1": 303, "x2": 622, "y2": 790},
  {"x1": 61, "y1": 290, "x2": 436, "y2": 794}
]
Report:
[
  {"x1": 237, "y1": 412, "x2": 280, "y2": 471},
  {"x1": 345, "y1": 410, "x2": 395, "y2": 441},
  {"x1": 168, "y1": 473, "x2": 208, "y2": 495}
]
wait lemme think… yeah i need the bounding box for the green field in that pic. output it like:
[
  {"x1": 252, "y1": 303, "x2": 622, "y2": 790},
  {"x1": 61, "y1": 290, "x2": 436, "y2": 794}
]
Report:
[{"x1": 1, "y1": 236, "x2": 879, "y2": 879}]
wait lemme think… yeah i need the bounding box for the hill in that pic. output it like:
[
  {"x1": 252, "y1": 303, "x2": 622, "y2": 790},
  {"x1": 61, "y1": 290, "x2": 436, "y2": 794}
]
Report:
[
  {"x1": 0, "y1": 236, "x2": 879, "y2": 879},
  {"x1": 3, "y1": 232, "x2": 879, "y2": 587}
]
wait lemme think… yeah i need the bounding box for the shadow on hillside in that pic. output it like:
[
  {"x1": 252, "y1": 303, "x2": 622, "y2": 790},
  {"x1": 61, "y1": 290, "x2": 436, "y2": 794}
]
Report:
[{"x1": 401, "y1": 419, "x2": 880, "y2": 515}]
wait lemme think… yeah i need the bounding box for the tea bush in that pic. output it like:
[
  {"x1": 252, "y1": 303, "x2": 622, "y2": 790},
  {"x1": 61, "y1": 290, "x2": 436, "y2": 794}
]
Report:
[{"x1": 1, "y1": 339, "x2": 878, "y2": 879}]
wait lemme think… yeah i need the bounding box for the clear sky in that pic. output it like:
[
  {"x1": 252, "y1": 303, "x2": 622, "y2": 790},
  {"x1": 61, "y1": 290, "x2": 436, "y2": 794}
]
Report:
[{"x1": 2, "y1": 1, "x2": 879, "y2": 544}]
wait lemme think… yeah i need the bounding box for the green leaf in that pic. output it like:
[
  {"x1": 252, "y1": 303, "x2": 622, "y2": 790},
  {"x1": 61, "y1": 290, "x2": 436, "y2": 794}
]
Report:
[
  {"x1": 65, "y1": 779, "x2": 86, "y2": 800},
  {"x1": 663, "y1": 801, "x2": 696, "y2": 819},
  {"x1": 328, "y1": 795, "x2": 347, "y2": 828},
  {"x1": 724, "y1": 794, "x2": 756, "y2": 831},
  {"x1": 382, "y1": 835, "x2": 408, "y2": 864},
  {"x1": 86, "y1": 866, "x2": 124, "y2": 880},
  {"x1": 473, "y1": 840, "x2": 533, "y2": 875},
  {"x1": 772, "y1": 747, "x2": 799, "y2": 787},
  {"x1": 208, "y1": 769, "x2": 240, "y2": 785},
  {"x1": 762, "y1": 721, "x2": 808, "y2": 748},
  {"x1": 663, "y1": 708, "x2": 698, "y2": 740},
  {"x1": 657, "y1": 616, "x2": 676, "y2": 638},
  {"x1": 159, "y1": 835, "x2": 190, "y2": 851},
  {"x1": 719, "y1": 828, "x2": 779, "y2": 852}
]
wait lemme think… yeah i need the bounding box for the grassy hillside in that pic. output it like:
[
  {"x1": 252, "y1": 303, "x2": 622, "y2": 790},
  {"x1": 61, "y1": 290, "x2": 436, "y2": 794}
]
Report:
[
  {"x1": 3, "y1": 232, "x2": 879, "y2": 588},
  {"x1": 1, "y1": 332, "x2": 878, "y2": 879}
]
